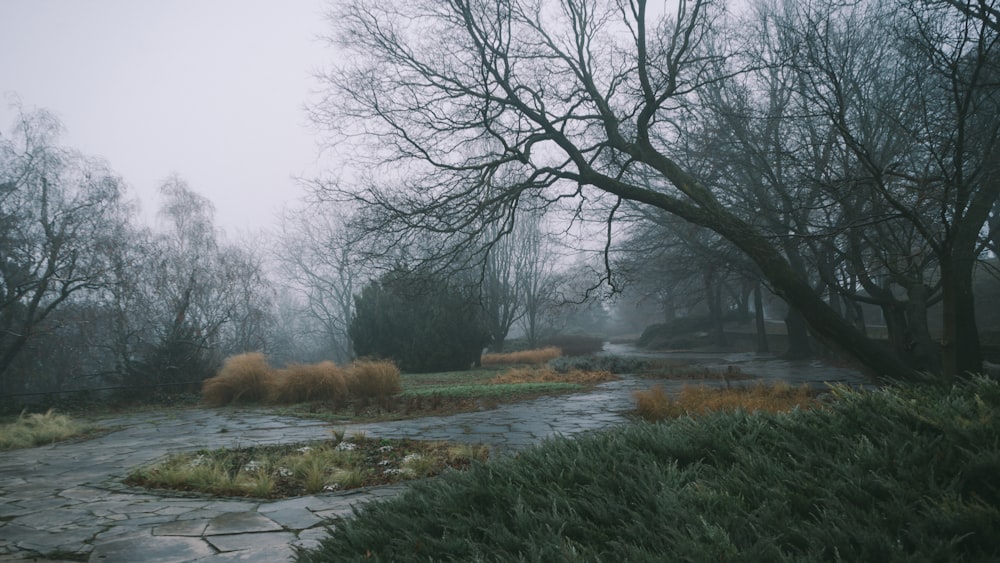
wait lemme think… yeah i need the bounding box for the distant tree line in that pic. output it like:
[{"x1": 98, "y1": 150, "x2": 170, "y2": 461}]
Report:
[
  {"x1": 0, "y1": 103, "x2": 598, "y2": 401},
  {"x1": 0, "y1": 104, "x2": 272, "y2": 400}
]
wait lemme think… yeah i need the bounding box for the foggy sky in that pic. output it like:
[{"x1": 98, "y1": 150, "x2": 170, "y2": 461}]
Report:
[{"x1": 0, "y1": 0, "x2": 331, "y2": 235}]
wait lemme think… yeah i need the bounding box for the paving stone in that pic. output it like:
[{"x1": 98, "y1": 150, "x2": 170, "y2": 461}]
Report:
[
  {"x1": 60, "y1": 486, "x2": 110, "y2": 501},
  {"x1": 154, "y1": 504, "x2": 201, "y2": 516},
  {"x1": 153, "y1": 519, "x2": 210, "y2": 537},
  {"x1": 201, "y1": 500, "x2": 259, "y2": 513},
  {"x1": 89, "y1": 534, "x2": 215, "y2": 562},
  {"x1": 10, "y1": 525, "x2": 94, "y2": 556},
  {"x1": 312, "y1": 506, "x2": 355, "y2": 521},
  {"x1": 205, "y1": 531, "x2": 296, "y2": 553},
  {"x1": 13, "y1": 506, "x2": 94, "y2": 530},
  {"x1": 204, "y1": 512, "x2": 282, "y2": 536},
  {"x1": 257, "y1": 496, "x2": 316, "y2": 513},
  {"x1": 260, "y1": 507, "x2": 322, "y2": 530},
  {"x1": 197, "y1": 543, "x2": 296, "y2": 562}
]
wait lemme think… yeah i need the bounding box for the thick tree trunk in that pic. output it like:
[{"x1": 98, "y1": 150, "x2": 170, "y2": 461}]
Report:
[
  {"x1": 595, "y1": 172, "x2": 919, "y2": 380},
  {"x1": 783, "y1": 308, "x2": 812, "y2": 360},
  {"x1": 736, "y1": 284, "x2": 751, "y2": 325},
  {"x1": 940, "y1": 253, "x2": 983, "y2": 377},
  {"x1": 882, "y1": 304, "x2": 910, "y2": 368},
  {"x1": 903, "y1": 283, "x2": 940, "y2": 374},
  {"x1": 849, "y1": 299, "x2": 867, "y2": 336},
  {"x1": 704, "y1": 273, "x2": 728, "y2": 347},
  {"x1": 711, "y1": 217, "x2": 914, "y2": 378}
]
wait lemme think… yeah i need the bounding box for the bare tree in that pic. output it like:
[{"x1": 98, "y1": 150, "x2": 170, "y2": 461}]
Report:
[
  {"x1": 115, "y1": 178, "x2": 273, "y2": 389},
  {"x1": 515, "y1": 211, "x2": 562, "y2": 346},
  {"x1": 480, "y1": 206, "x2": 562, "y2": 351},
  {"x1": 314, "y1": 0, "x2": 926, "y2": 378},
  {"x1": 0, "y1": 105, "x2": 127, "y2": 391},
  {"x1": 274, "y1": 203, "x2": 362, "y2": 363},
  {"x1": 785, "y1": 0, "x2": 1000, "y2": 375}
]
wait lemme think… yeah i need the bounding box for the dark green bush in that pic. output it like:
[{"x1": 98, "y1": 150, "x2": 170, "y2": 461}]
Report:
[
  {"x1": 299, "y1": 377, "x2": 1000, "y2": 562},
  {"x1": 350, "y1": 267, "x2": 490, "y2": 373}
]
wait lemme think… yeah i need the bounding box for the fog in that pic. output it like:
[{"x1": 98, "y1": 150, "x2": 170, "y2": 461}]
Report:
[{"x1": 0, "y1": 0, "x2": 330, "y2": 233}]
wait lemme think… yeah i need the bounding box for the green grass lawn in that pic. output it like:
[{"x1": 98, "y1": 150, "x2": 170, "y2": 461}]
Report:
[
  {"x1": 275, "y1": 365, "x2": 599, "y2": 423},
  {"x1": 298, "y1": 377, "x2": 1000, "y2": 562}
]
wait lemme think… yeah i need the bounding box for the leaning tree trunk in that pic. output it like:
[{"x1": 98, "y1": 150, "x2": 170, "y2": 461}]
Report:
[{"x1": 594, "y1": 165, "x2": 919, "y2": 380}]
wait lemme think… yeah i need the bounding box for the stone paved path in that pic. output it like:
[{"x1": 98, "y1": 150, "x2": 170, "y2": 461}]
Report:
[{"x1": 0, "y1": 353, "x2": 868, "y2": 562}]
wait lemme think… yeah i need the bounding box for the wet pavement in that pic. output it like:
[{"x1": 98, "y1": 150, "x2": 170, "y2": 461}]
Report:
[{"x1": 0, "y1": 349, "x2": 869, "y2": 562}]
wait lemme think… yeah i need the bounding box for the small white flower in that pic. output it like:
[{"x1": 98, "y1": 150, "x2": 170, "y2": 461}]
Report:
[
  {"x1": 323, "y1": 483, "x2": 342, "y2": 492},
  {"x1": 243, "y1": 460, "x2": 262, "y2": 473},
  {"x1": 277, "y1": 467, "x2": 293, "y2": 478},
  {"x1": 336, "y1": 442, "x2": 357, "y2": 451},
  {"x1": 296, "y1": 446, "x2": 312, "y2": 454},
  {"x1": 377, "y1": 459, "x2": 393, "y2": 467},
  {"x1": 402, "y1": 454, "x2": 422, "y2": 464},
  {"x1": 378, "y1": 445, "x2": 394, "y2": 453}
]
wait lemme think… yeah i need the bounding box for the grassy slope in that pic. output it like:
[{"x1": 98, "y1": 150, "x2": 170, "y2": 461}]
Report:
[{"x1": 299, "y1": 378, "x2": 1000, "y2": 562}]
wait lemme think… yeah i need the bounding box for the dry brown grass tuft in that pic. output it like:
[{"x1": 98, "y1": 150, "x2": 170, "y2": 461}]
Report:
[
  {"x1": 270, "y1": 361, "x2": 349, "y2": 405},
  {"x1": 346, "y1": 360, "x2": 402, "y2": 399},
  {"x1": 490, "y1": 366, "x2": 615, "y2": 385},
  {"x1": 634, "y1": 382, "x2": 819, "y2": 421},
  {"x1": 481, "y1": 347, "x2": 562, "y2": 366},
  {"x1": 202, "y1": 352, "x2": 275, "y2": 406}
]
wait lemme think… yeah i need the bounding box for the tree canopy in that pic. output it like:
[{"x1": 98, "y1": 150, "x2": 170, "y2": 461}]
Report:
[{"x1": 312, "y1": 0, "x2": 1000, "y2": 379}]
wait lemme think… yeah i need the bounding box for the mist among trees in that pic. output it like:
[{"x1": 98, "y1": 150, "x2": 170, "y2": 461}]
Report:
[{"x1": 2, "y1": 0, "x2": 998, "y2": 403}]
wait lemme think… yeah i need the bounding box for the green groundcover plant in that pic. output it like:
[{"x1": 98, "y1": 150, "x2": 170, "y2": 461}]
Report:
[{"x1": 298, "y1": 377, "x2": 1000, "y2": 562}]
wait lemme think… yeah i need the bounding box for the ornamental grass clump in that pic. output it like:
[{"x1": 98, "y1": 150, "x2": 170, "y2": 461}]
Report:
[
  {"x1": 201, "y1": 352, "x2": 274, "y2": 406},
  {"x1": 269, "y1": 361, "x2": 349, "y2": 405},
  {"x1": 346, "y1": 360, "x2": 402, "y2": 399},
  {"x1": 481, "y1": 347, "x2": 562, "y2": 366},
  {"x1": 0, "y1": 409, "x2": 91, "y2": 450},
  {"x1": 127, "y1": 437, "x2": 487, "y2": 499},
  {"x1": 298, "y1": 378, "x2": 1000, "y2": 562},
  {"x1": 633, "y1": 381, "x2": 817, "y2": 421},
  {"x1": 490, "y1": 366, "x2": 615, "y2": 385}
]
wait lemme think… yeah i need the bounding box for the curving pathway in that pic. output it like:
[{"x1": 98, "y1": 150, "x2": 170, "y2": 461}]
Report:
[{"x1": 0, "y1": 352, "x2": 868, "y2": 562}]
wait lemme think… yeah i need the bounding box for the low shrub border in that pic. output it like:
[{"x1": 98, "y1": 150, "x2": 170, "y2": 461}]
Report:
[{"x1": 299, "y1": 377, "x2": 1000, "y2": 561}]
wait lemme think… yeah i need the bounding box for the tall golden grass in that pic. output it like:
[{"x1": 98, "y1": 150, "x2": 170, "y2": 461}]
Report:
[
  {"x1": 346, "y1": 360, "x2": 402, "y2": 399},
  {"x1": 634, "y1": 382, "x2": 818, "y2": 421},
  {"x1": 490, "y1": 366, "x2": 615, "y2": 384},
  {"x1": 481, "y1": 347, "x2": 562, "y2": 366},
  {"x1": 270, "y1": 361, "x2": 349, "y2": 405},
  {"x1": 202, "y1": 352, "x2": 274, "y2": 406},
  {"x1": 199, "y1": 355, "x2": 415, "y2": 406}
]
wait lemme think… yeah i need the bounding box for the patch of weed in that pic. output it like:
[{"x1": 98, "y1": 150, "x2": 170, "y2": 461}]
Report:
[
  {"x1": 0, "y1": 409, "x2": 94, "y2": 450},
  {"x1": 126, "y1": 436, "x2": 488, "y2": 499}
]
